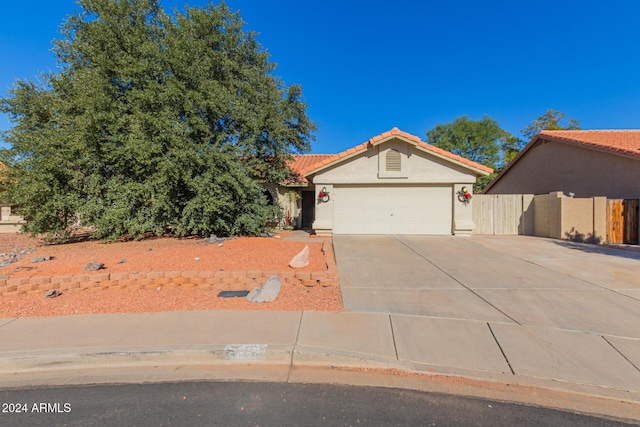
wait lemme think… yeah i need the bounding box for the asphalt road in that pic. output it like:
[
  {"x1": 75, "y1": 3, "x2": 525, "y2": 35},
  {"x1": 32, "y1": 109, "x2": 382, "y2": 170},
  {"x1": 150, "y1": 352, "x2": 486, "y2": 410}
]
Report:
[{"x1": 0, "y1": 381, "x2": 633, "y2": 426}]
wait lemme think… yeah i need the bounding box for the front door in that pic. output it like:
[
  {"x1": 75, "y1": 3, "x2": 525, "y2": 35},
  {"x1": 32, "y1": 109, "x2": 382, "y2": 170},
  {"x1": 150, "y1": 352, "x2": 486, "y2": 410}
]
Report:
[{"x1": 301, "y1": 191, "x2": 315, "y2": 229}]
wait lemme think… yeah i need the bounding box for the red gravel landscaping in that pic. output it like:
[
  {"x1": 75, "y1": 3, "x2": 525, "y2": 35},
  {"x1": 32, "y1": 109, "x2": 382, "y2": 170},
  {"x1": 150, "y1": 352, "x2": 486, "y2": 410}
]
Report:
[{"x1": 0, "y1": 232, "x2": 343, "y2": 318}]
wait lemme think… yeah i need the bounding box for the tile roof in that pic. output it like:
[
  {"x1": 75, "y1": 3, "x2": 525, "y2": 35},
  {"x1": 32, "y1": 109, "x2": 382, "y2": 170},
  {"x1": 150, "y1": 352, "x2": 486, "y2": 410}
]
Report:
[
  {"x1": 538, "y1": 130, "x2": 640, "y2": 160},
  {"x1": 294, "y1": 127, "x2": 493, "y2": 178},
  {"x1": 285, "y1": 154, "x2": 335, "y2": 184},
  {"x1": 482, "y1": 129, "x2": 640, "y2": 193}
]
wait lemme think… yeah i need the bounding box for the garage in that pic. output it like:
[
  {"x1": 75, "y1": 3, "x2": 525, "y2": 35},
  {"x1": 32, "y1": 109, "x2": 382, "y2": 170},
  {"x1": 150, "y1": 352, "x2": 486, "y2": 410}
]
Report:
[
  {"x1": 297, "y1": 128, "x2": 492, "y2": 236},
  {"x1": 332, "y1": 185, "x2": 452, "y2": 234}
]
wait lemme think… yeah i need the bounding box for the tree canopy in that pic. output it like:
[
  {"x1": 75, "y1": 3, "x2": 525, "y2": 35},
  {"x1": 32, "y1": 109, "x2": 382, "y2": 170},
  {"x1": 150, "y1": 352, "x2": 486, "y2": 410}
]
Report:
[
  {"x1": 521, "y1": 109, "x2": 580, "y2": 140},
  {"x1": 425, "y1": 115, "x2": 510, "y2": 170},
  {"x1": 1, "y1": 0, "x2": 316, "y2": 240},
  {"x1": 425, "y1": 109, "x2": 582, "y2": 192}
]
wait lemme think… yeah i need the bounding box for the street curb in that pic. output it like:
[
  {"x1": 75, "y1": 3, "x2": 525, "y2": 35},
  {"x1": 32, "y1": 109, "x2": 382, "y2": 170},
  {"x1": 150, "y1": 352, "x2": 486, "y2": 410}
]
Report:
[{"x1": 0, "y1": 349, "x2": 638, "y2": 423}]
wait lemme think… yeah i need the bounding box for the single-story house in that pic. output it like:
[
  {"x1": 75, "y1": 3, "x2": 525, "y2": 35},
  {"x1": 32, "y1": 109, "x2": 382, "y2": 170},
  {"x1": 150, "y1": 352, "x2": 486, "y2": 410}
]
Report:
[
  {"x1": 483, "y1": 130, "x2": 640, "y2": 198},
  {"x1": 267, "y1": 127, "x2": 493, "y2": 236}
]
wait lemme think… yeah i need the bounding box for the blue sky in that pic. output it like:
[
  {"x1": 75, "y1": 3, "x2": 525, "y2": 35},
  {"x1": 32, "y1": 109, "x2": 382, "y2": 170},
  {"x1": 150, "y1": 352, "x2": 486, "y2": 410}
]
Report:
[{"x1": 2, "y1": 0, "x2": 639, "y2": 154}]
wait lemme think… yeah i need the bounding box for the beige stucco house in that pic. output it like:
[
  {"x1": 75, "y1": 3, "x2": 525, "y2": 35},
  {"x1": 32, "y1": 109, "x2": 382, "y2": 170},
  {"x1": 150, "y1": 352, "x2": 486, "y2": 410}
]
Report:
[
  {"x1": 484, "y1": 130, "x2": 640, "y2": 198},
  {"x1": 270, "y1": 127, "x2": 493, "y2": 236}
]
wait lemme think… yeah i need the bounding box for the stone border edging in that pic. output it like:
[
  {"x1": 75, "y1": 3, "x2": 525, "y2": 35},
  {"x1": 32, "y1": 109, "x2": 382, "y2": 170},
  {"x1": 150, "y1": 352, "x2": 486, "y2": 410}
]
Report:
[{"x1": 0, "y1": 241, "x2": 339, "y2": 295}]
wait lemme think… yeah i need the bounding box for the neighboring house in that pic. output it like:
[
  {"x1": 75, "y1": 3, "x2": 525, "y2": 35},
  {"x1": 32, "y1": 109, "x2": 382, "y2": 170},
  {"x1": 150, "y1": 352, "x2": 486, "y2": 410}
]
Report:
[
  {"x1": 269, "y1": 127, "x2": 492, "y2": 236},
  {"x1": 484, "y1": 130, "x2": 640, "y2": 198}
]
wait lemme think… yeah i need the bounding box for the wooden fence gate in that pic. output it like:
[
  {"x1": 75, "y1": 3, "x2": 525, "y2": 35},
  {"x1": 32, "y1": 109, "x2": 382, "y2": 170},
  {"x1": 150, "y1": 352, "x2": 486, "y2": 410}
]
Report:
[
  {"x1": 607, "y1": 199, "x2": 639, "y2": 244},
  {"x1": 472, "y1": 194, "x2": 533, "y2": 235}
]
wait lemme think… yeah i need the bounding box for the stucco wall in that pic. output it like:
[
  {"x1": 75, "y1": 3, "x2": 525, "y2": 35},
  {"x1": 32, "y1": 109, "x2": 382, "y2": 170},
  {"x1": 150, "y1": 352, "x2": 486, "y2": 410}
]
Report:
[
  {"x1": 531, "y1": 193, "x2": 606, "y2": 243},
  {"x1": 532, "y1": 192, "x2": 562, "y2": 238},
  {"x1": 487, "y1": 139, "x2": 640, "y2": 199}
]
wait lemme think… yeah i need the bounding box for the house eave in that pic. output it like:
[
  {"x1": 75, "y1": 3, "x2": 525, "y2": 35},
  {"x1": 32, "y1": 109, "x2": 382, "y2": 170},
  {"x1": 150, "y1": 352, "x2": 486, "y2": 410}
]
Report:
[{"x1": 303, "y1": 134, "x2": 493, "y2": 179}]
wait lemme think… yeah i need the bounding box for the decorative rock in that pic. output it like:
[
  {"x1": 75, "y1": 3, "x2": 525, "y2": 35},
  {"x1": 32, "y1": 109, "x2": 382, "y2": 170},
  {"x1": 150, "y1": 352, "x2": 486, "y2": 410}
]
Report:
[
  {"x1": 288, "y1": 245, "x2": 309, "y2": 268},
  {"x1": 83, "y1": 262, "x2": 104, "y2": 271},
  {"x1": 246, "y1": 276, "x2": 281, "y2": 303},
  {"x1": 194, "y1": 257, "x2": 200, "y2": 261},
  {"x1": 32, "y1": 257, "x2": 45, "y2": 263},
  {"x1": 44, "y1": 256, "x2": 55, "y2": 261},
  {"x1": 204, "y1": 234, "x2": 217, "y2": 244},
  {"x1": 45, "y1": 289, "x2": 60, "y2": 298},
  {"x1": 218, "y1": 290, "x2": 250, "y2": 298},
  {"x1": 218, "y1": 242, "x2": 224, "y2": 248},
  {"x1": 117, "y1": 259, "x2": 127, "y2": 264}
]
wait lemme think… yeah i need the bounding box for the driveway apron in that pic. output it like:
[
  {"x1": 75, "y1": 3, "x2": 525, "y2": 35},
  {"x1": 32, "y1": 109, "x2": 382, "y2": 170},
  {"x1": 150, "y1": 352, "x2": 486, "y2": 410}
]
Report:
[
  {"x1": 333, "y1": 235, "x2": 640, "y2": 337},
  {"x1": 333, "y1": 235, "x2": 514, "y2": 322}
]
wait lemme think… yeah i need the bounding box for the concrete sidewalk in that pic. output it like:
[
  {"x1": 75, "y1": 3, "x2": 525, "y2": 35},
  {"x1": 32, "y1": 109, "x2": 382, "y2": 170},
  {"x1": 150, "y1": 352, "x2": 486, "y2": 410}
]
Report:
[{"x1": 1, "y1": 310, "x2": 639, "y2": 422}]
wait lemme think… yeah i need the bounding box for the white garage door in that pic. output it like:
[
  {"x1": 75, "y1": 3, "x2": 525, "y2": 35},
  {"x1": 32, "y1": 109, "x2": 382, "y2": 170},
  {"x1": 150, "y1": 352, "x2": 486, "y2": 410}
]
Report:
[{"x1": 332, "y1": 185, "x2": 453, "y2": 235}]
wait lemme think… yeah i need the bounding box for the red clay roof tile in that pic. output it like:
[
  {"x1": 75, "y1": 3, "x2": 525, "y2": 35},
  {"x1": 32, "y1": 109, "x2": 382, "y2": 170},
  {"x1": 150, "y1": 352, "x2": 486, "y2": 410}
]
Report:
[
  {"x1": 538, "y1": 130, "x2": 640, "y2": 160},
  {"x1": 285, "y1": 154, "x2": 336, "y2": 184}
]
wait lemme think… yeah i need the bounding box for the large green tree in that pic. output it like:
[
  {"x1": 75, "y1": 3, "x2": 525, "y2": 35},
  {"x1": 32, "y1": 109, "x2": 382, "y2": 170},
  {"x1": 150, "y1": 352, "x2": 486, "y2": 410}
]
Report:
[
  {"x1": 425, "y1": 115, "x2": 513, "y2": 192},
  {"x1": 425, "y1": 115, "x2": 511, "y2": 170},
  {"x1": 1, "y1": 0, "x2": 316, "y2": 239}
]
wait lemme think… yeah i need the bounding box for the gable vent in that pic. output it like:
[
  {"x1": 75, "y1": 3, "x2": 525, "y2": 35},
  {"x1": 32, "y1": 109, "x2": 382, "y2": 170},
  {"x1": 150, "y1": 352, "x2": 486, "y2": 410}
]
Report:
[{"x1": 386, "y1": 149, "x2": 401, "y2": 172}]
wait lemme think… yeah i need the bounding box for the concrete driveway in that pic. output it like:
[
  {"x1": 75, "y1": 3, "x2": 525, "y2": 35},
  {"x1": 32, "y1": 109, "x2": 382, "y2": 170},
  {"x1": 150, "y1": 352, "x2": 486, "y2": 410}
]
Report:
[{"x1": 333, "y1": 235, "x2": 640, "y2": 338}]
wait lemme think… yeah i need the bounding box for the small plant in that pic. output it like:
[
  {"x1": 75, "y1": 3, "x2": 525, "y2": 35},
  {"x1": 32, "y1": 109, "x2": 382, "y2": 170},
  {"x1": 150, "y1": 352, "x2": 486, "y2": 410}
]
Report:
[
  {"x1": 284, "y1": 209, "x2": 293, "y2": 227},
  {"x1": 287, "y1": 190, "x2": 300, "y2": 203}
]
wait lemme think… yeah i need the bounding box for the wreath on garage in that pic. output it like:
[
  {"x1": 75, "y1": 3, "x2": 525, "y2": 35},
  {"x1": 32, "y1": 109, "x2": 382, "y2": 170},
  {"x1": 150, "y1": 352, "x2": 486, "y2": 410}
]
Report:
[
  {"x1": 457, "y1": 186, "x2": 472, "y2": 205},
  {"x1": 317, "y1": 187, "x2": 330, "y2": 203}
]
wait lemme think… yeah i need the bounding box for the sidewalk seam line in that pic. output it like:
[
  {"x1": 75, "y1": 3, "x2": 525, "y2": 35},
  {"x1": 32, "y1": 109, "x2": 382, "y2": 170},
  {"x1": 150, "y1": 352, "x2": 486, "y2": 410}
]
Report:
[
  {"x1": 394, "y1": 236, "x2": 521, "y2": 325},
  {"x1": 520, "y1": 258, "x2": 625, "y2": 294},
  {"x1": 388, "y1": 315, "x2": 399, "y2": 360},
  {"x1": 602, "y1": 335, "x2": 640, "y2": 373},
  {"x1": 0, "y1": 318, "x2": 19, "y2": 329},
  {"x1": 487, "y1": 322, "x2": 515, "y2": 375},
  {"x1": 287, "y1": 311, "x2": 304, "y2": 383}
]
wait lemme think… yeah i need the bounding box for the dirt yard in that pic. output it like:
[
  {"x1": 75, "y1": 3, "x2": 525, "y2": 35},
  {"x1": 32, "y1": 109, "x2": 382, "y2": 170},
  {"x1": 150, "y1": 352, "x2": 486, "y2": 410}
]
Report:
[{"x1": 0, "y1": 232, "x2": 343, "y2": 318}]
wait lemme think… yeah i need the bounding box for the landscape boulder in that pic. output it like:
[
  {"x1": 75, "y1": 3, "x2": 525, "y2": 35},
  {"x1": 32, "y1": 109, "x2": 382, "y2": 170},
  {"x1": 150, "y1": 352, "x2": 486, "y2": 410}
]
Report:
[
  {"x1": 83, "y1": 262, "x2": 104, "y2": 271},
  {"x1": 246, "y1": 276, "x2": 281, "y2": 303},
  {"x1": 45, "y1": 289, "x2": 60, "y2": 298},
  {"x1": 288, "y1": 245, "x2": 309, "y2": 268}
]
